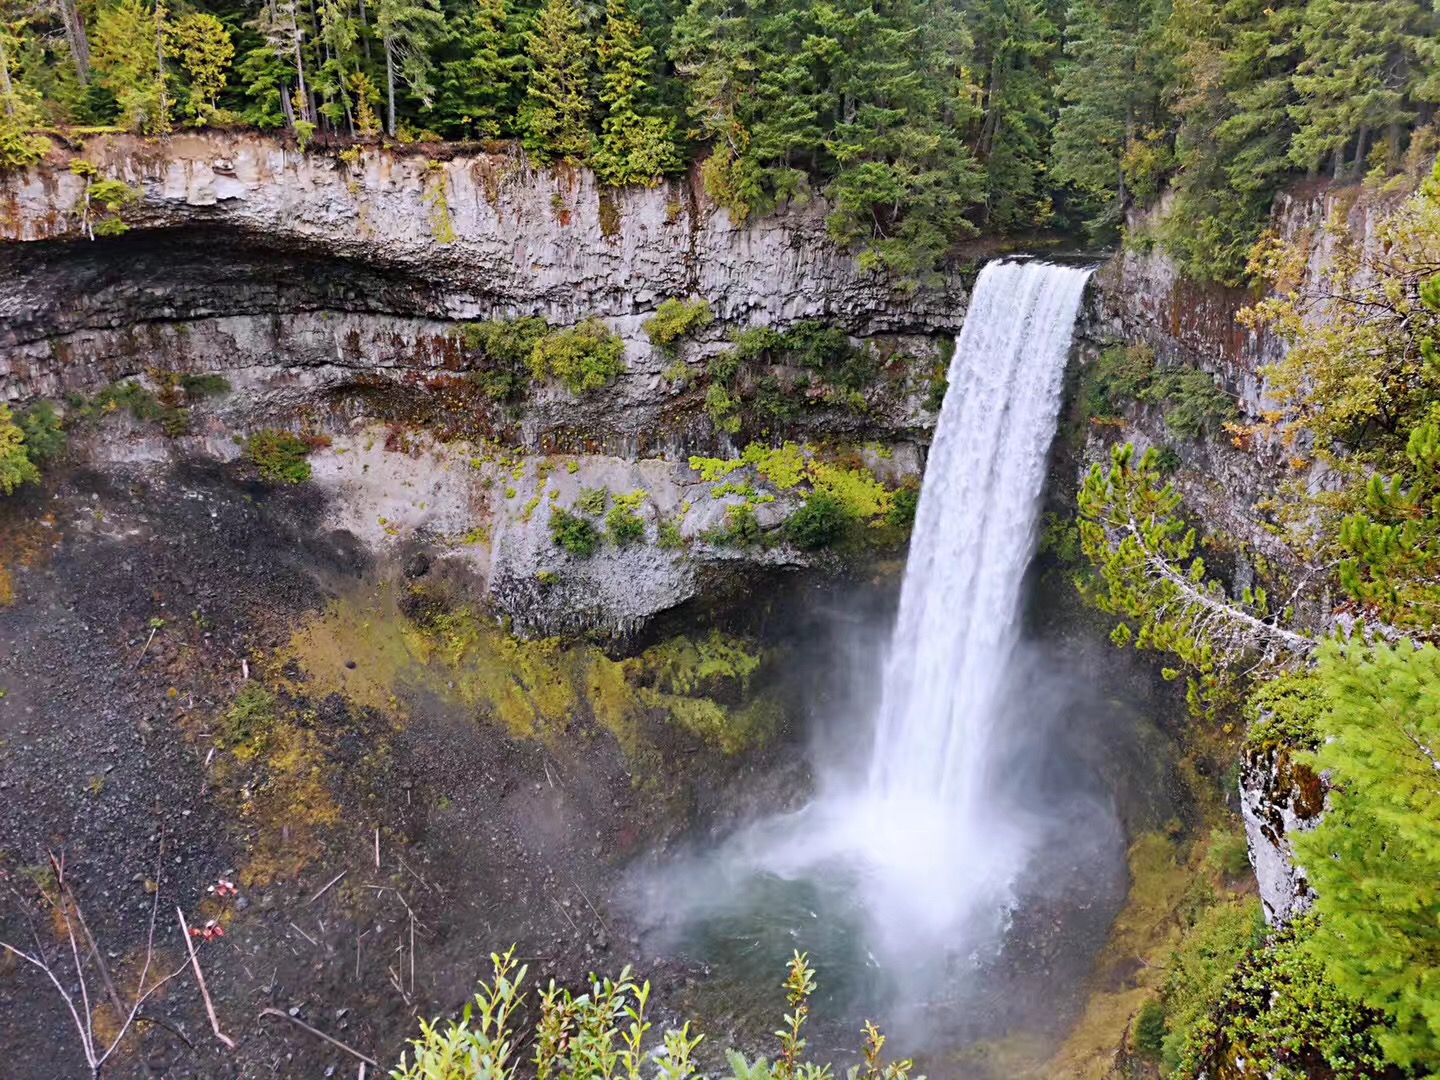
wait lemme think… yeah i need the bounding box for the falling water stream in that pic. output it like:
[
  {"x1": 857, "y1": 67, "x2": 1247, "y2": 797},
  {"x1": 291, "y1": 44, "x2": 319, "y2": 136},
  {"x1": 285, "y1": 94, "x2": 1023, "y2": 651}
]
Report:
[{"x1": 642, "y1": 259, "x2": 1106, "y2": 1047}]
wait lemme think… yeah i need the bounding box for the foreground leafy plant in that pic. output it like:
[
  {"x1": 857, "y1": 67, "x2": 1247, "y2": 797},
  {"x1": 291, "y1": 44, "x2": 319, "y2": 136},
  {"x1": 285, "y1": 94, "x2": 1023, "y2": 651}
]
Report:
[{"x1": 393, "y1": 949, "x2": 920, "y2": 1080}]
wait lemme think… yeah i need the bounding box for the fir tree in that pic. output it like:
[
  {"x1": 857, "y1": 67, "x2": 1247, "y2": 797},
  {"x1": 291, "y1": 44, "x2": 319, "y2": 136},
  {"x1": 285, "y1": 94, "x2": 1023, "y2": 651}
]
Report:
[
  {"x1": 1289, "y1": 0, "x2": 1438, "y2": 178},
  {"x1": 167, "y1": 12, "x2": 234, "y2": 124},
  {"x1": 92, "y1": 0, "x2": 172, "y2": 133},
  {"x1": 1294, "y1": 641, "x2": 1440, "y2": 1072},
  {"x1": 519, "y1": 0, "x2": 593, "y2": 162},
  {"x1": 430, "y1": 0, "x2": 517, "y2": 138},
  {"x1": 591, "y1": 0, "x2": 681, "y2": 186},
  {"x1": 374, "y1": 0, "x2": 445, "y2": 134}
]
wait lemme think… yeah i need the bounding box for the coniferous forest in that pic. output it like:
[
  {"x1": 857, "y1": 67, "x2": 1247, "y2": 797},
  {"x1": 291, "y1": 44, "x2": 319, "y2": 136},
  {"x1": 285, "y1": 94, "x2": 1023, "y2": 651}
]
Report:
[{"x1": 3, "y1": 0, "x2": 1439, "y2": 281}]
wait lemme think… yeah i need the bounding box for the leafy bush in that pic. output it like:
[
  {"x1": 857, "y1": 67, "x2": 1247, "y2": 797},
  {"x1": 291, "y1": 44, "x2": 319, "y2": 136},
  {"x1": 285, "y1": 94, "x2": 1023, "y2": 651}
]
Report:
[
  {"x1": 1145, "y1": 368, "x2": 1240, "y2": 439},
  {"x1": 395, "y1": 949, "x2": 917, "y2": 1080},
  {"x1": 1133, "y1": 998, "x2": 1167, "y2": 1059},
  {"x1": 707, "y1": 505, "x2": 762, "y2": 547},
  {"x1": 458, "y1": 316, "x2": 551, "y2": 402},
  {"x1": 549, "y1": 507, "x2": 599, "y2": 557},
  {"x1": 886, "y1": 484, "x2": 920, "y2": 529},
  {"x1": 1082, "y1": 343, "x2": 1157, "y2": 420},
  {"x1": 528, "y1": 319, "x2": 626, "y2": 394},
  {"x1": 644, "y1": 298, "x2": 714, "y2": 355},
  {"x1": 1160, "y1": 898, "x2": 1266, "y2": 1071},
  {"x1": 786, "y1": 492, "x2": 851, "y2": 549},
  {"x1": 179, "y1": 373, "x2": 232, "y2": 400},
  {"x1": 0, "y1": 405, "x2": 41, "y2": 496},
  {"x1": 16, "y1": 402, "x2": 65, "y2": 463},
  {"x1": 244, "y1": 429, "x2": 314, "y2": 484},
  {"x1": 605, "y1": 493, "x2": 647, "y2": 546},
  {"x1": 706, "y1": 383, "x2": 742, "y2": 434},
  {"x1": 1174, "y1": 918, "x2": 1393, "y2": 1079}
]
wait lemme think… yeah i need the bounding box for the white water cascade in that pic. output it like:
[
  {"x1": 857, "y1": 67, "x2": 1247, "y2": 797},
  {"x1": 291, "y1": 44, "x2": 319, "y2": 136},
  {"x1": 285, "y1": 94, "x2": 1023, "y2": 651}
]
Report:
[
  {"x1": 764, "y1": 259, "x2": 1095, "y2": 957},
  {"x1": 641, "y1": 259, "x2": 1098, "y2": 986}
]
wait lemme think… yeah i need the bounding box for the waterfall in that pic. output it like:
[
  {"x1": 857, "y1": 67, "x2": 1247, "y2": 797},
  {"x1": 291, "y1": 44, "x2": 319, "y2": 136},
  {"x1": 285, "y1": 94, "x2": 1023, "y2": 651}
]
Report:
[
  {"x1": 822, "y1": 259, "x2": 1095, "y2": 952},
  {"x1": 869, "y1": 260, "x2": 1093, "y2": 805},
  {"x1": 640, "y1": 258, "x2": 1099, "y2": 981}
]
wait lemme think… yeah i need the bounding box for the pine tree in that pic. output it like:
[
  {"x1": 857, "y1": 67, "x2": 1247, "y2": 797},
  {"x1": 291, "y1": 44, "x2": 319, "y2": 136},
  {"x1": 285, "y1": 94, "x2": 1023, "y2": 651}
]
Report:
[
  {"x1": 430, "y1": 0, "x2": 517, "y2": 138},
  {"x1": 0, "y1": 19, "x2": 49, "y2": 172},
  {"x1": 519, "y1": 0, "x2": 593, "y2": 162},
  {"x1": 1293, "y1": 641, "x2": 1440, "y2": 1072},
  {"x1": 1289, "y1": 0, "x2": 1437, "y2": 177},
  {"x1": 92, "y1": 0, "x2": 172, "y2": 133},
  {"x1": 670, "y1": 0, "x2": 761, "y2": 215},
  {"x1": 167, "y1": 12, "x2": 234, "y2": 124},
  {"x1": 1049, "y1": 0, "x2": 1168, "y2": 235},
  {"x1": 1160, "y1": 0, "x2": 1302, "y2": 283},
  {"x1": 591, "y1": 0, "x2": 680, "y2": 186},
  {"x1": 374, "y1": 0, "x2": 445, "y2": 135},
  {"x1": 965, "y1": 0, "x2": 1058, "y2": 231}
]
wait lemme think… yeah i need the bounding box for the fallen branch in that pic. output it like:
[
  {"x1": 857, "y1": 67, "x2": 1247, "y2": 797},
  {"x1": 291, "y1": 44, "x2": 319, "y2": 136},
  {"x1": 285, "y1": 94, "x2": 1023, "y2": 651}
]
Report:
[
  {"x1": 259, "y1": 1007, "x2": 379, "y2": 1067},
  {"x1": 177, "y1": 906, "x2": 235, "y2": 1050},
  {"x1": 308, "y1": 869, "x2": 347, "y2": 905}
]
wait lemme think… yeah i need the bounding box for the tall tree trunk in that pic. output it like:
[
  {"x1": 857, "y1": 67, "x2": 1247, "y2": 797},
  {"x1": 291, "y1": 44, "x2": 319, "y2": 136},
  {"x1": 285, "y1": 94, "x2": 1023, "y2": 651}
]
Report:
[
  {"x1": 57, "y1": 0, "x2": 92, "y2": 87},
  {"x1": 385, "y1": 40, "x2": 396, "y2": 136},
  {"x1": 357, "y1": 0, "x2": 372, "y2": 59},
  {"x1": 154, "y1": 1, "x2": 169, "y2": 131},
  {"x1": 292, "y1": 16, "x2": 311, "y2": 123},
  {"x1": 281, "y1": 80, "x2": 297, "y2": 127},
  {"x1": 0, "y1": 36, "x2": 16, "y2": 115}
]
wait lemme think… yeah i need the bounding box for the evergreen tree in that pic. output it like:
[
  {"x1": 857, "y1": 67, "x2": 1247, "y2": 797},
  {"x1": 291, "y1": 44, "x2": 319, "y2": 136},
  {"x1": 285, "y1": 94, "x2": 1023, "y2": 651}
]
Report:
[
  {"x1": 430, "y1": 0, "x2": 517, "y2": 137},
  {"x1": 822, "y1": 0, "x2": 986, "y2": 282},
  {"x1": 0, "y1": 19, "x2": 50, "y2": 171},
  {"x1": 591, "y1": 0, "x2": 680, "y2": 185},
  {"x1": 519, "y1": 0, "x2": 593, "y2": 162},
  {"x1": 92, "y1": 0, "x2": 172, "y2": 133},
  {"x1": 1294, "y1": 641, "x2": 1440, "y2": 1072},
  {"x1": 1156, "y1": 0, "x2": 1301, "y2": 283},
  {"x1": 1049, "y1": 0, "x2": 1168, "y2": 235},
  {"x1": 1289, "y1": 0, "x2": 1438, "y2": 178},
  {"x1": 965, "y1": 0, "x2": 1058, "y2": 231},
  {"x1": 670, "y1": 0, "x2": 762, "y2": 216},
  {"x1": 167, "y1": 11, "x2": 234, "y2": 123},
  {"x1": 374, "y1": 0, "x2": 444, "y2": 134}
]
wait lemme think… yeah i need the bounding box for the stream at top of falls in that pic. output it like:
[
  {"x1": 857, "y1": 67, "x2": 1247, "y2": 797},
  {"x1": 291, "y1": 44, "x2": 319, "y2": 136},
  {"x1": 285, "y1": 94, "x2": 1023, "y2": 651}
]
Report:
[{"x1": 633, "y1": 261, "x2": 1130, "y2": 1063}]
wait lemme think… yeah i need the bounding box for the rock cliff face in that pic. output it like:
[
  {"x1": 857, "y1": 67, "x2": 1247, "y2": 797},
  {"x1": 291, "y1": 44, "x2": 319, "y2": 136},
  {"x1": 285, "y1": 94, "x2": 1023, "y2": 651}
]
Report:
[
  {"x1": 1082, "y1": 180, "x2": 1415, "y2": 925},
  {"x1": 0, "y1": 133, "x2": 955, "y2": 639}
]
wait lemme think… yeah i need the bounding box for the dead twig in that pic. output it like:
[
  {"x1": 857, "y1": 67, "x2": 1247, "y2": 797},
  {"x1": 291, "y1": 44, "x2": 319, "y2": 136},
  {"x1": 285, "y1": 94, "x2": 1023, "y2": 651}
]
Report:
[
  {"x1": 177, "y1": 906, "x2": 236, "y2": 1049},
  {"x1": 308, "y1": 869, "x2": 347, "y2": 905},
  {"x1": 288, "y1": 922, "x2": 319, "y2": 947},
  {"x1": 259, "y1": 1007, "x2": 379, "y2": 1067}
]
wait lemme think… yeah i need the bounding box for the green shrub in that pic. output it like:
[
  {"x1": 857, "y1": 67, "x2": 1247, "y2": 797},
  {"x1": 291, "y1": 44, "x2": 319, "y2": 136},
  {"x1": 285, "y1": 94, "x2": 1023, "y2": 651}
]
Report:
[
  {"x1": 1144, "y1": 367, "x2": 1240, "y2": 439},
  {"x1": 1173, "y1": 919, "x2": 1392, "y2": 1079},
  {"x1": 705, "y1": 504, "x2": 762, "y2": 547},
  {"x1": 606, "y1": 502, "x2": 645, "y2": 545},
  {"x1": 786, "y1": 492, "x2": 851, "y2": 549},
  {"x1": 576, "y1": 486, "x2": 609, "y2": 515},
  {"x1": 179, "y1": 373, "x2": 232, "y2": 400},
  {"x1": 1161, "y1": 898, "x2": 1266, "y2": 1071},
  {"x1": 549, "y1": 507, "x2": 600, "y2": 556},
  {"x1": 458, "y1": 316, "x2": 551, "y2": 402},
  {"x1": 0, "y1": 405, "x2": 41, "y2": 496},
  {"x1": 394, "y1": 949, "x2": 910, "y2": 1080},
  {"x1": 244, "y1": 430, "x2": 314, "y2": 484},
  {"x1": 886, "y1": 484, "x2": 920, "y2": 529},
  {"x1": 706, "y1": 383, "x2": 742, "y2": 433},
  {"x1": 528, "y1": 319, "x2": 626, "y2": 394},
  {"x1": 644, "y1": 298, "x2": 713, "y2": 354},
  {"x1": 16, "y1": 402, "x2": 65, "y2": 463},
  {"x1": 1083, "y1": 343, "x2": 1157, "y2": 420},
  {"x1": 1134, "y1": 998, "x2": 1167, "y2": 1059},
  {"x1": 657, "y1": 517, "x2": 686, "y2": 550}
]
